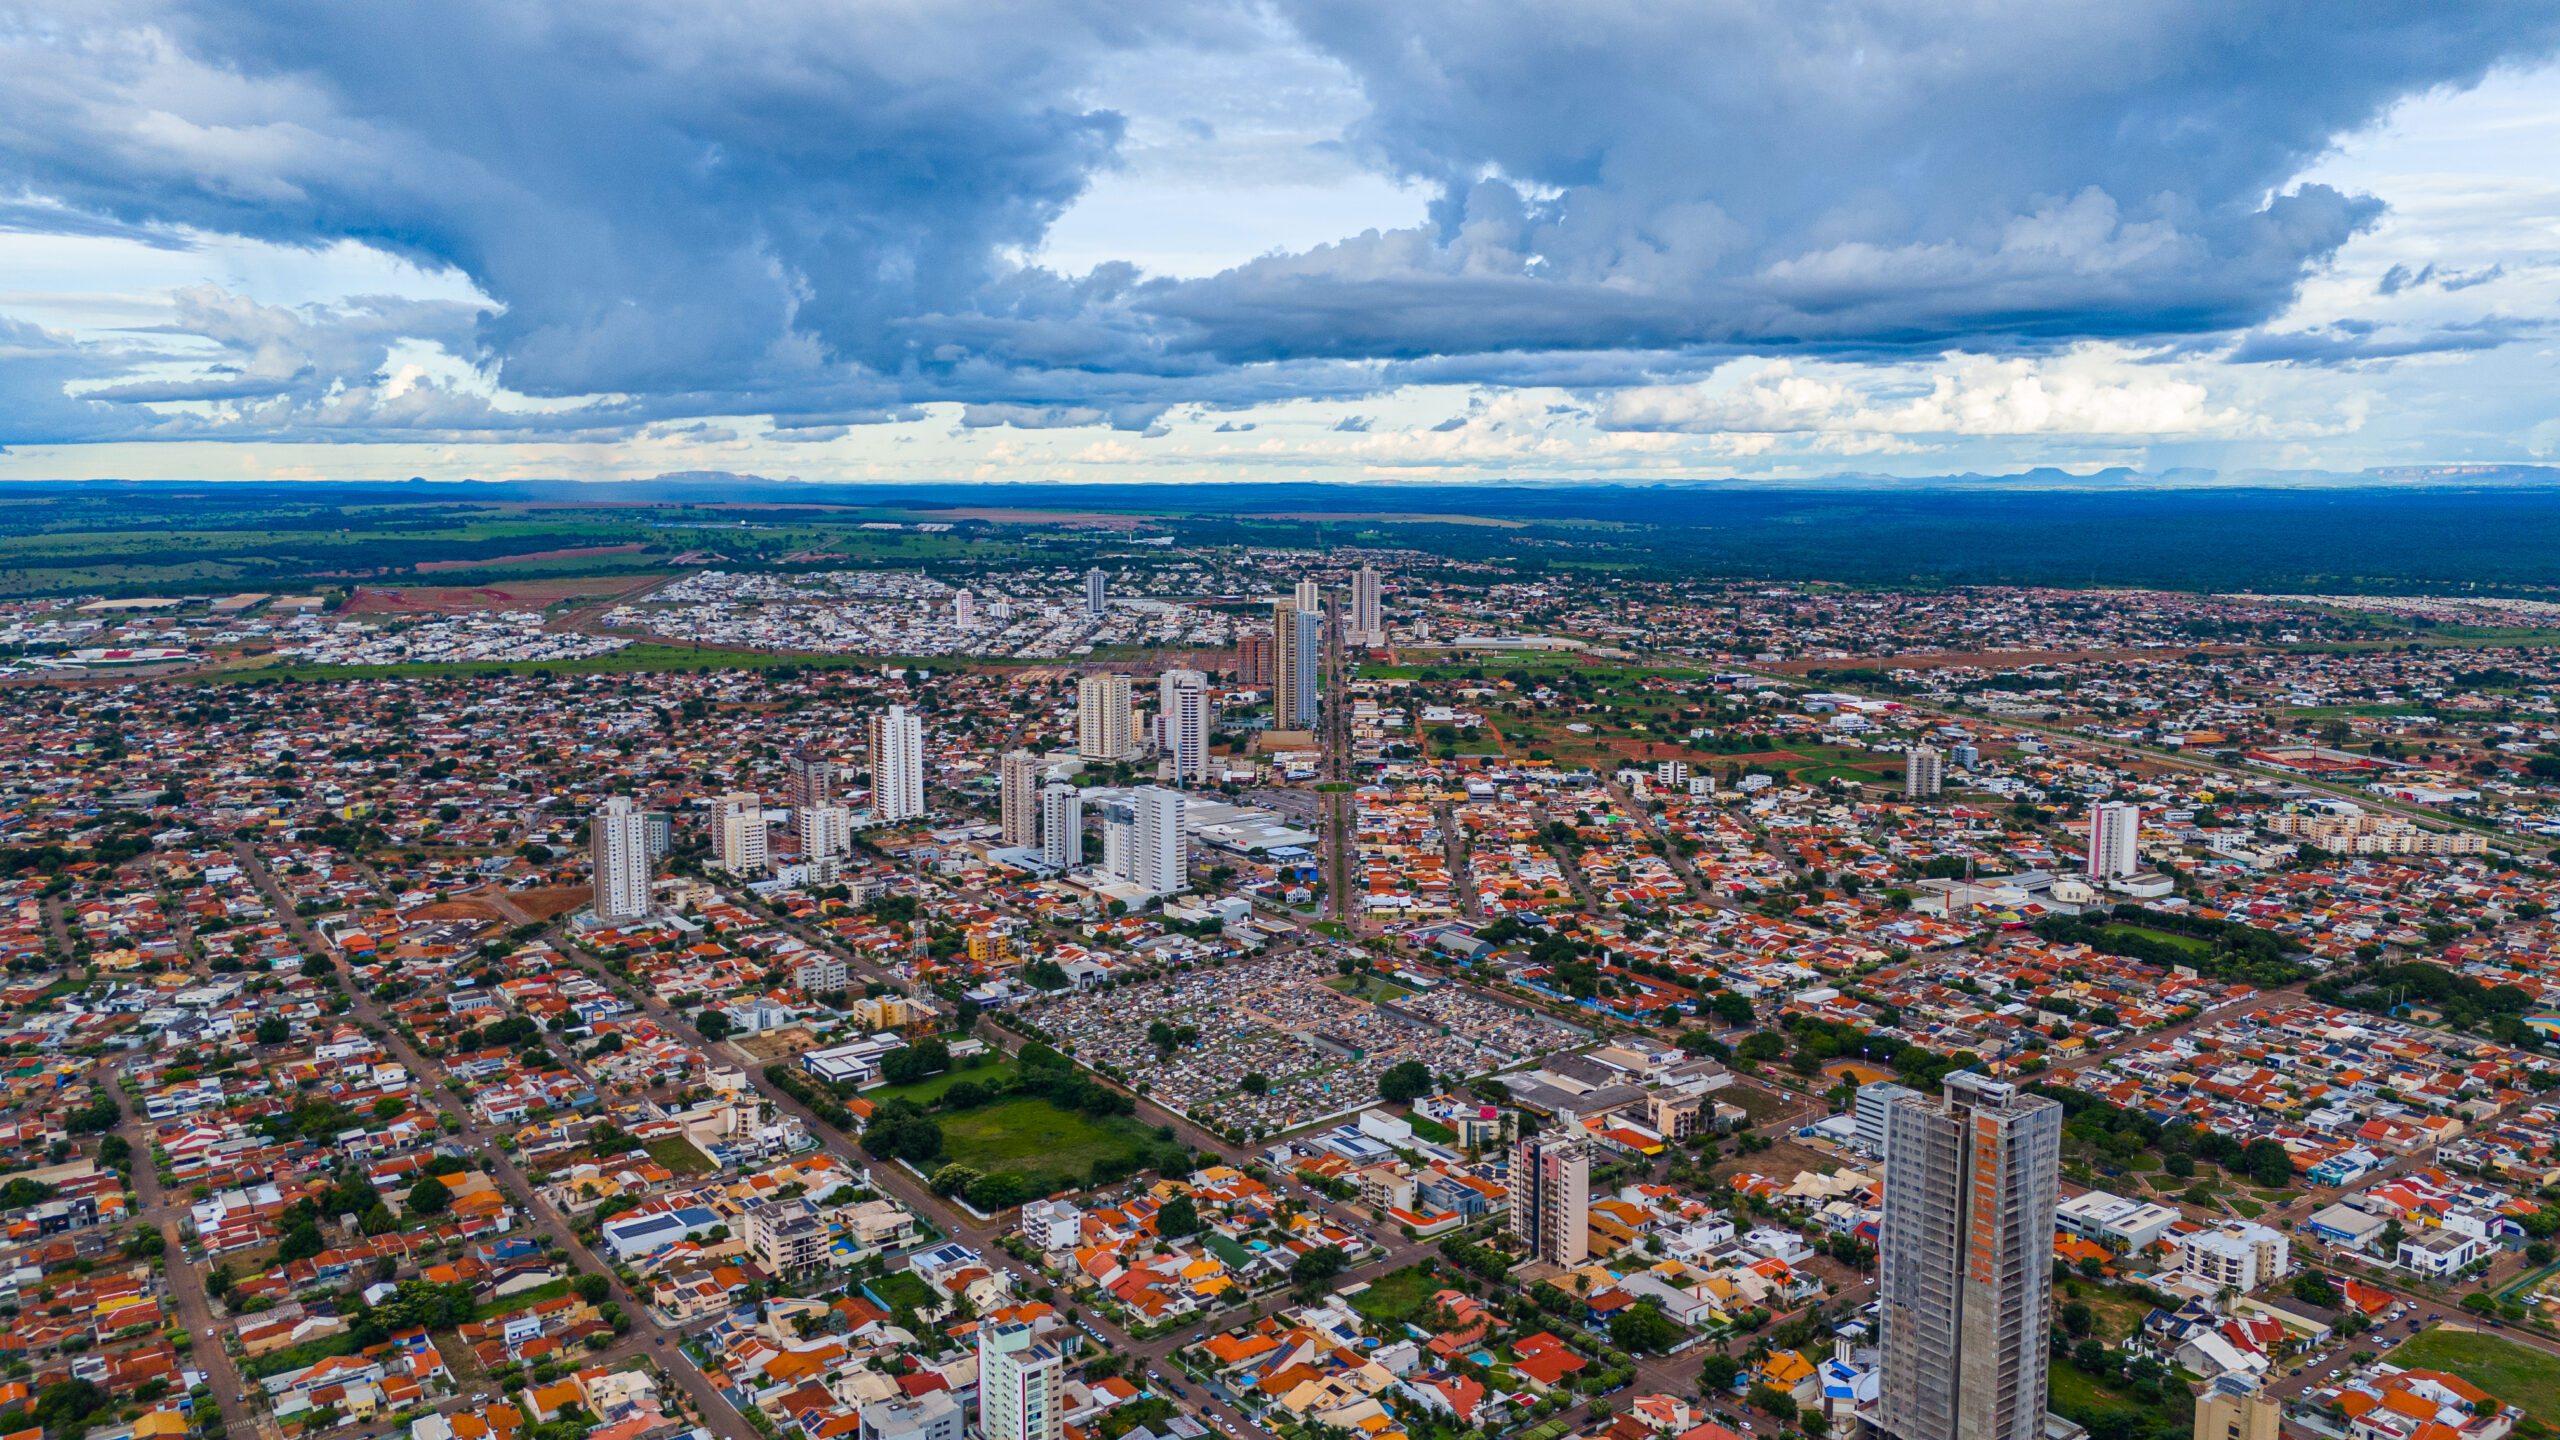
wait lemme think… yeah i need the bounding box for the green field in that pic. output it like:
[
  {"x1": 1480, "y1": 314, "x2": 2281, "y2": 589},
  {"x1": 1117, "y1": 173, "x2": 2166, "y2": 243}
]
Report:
[
  {"x1": 2101, "y1": 924, "x2": 2213, "y2": 956},
  {"x1": 2392, "y1": 1328, "x2": 2560, "y2": 1420},
  {"x1": 865, "y1": 1056, "x2": 1021, "y2": 1107},
  {"x1": 1792, "y1": 763, "x2": 1892, "y2": 785},
  {"x1": 1324, "y1": 974, "x2": 1417, "y2": 1004},
  {"x1": 870, "y1": 1269, "x2": 936, "y2": 1315},
  {"x1": 1347, "y1": 1266, "x2": 1441, "y2": 1325},
  {"x1": 939, "y1": 1097, "x2": 1155, "y2": 1192},
  {"x1": 475, "y1": 1277, "x2": 572, "y2": 1321},
  {"x1": 645, "y1": 1136, "x2": 714, "y2": 1176}
]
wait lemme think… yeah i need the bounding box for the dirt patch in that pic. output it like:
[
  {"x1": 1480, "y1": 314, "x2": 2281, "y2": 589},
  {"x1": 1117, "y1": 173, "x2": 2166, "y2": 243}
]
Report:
[
  {"x1": 340, "y1": 575, "x2": 661, "y2": 614},
  {"x1": 510, "y1": 886, "x2": 593, "y2": 921},
  {"x1": 733, "y1": 1026, "x2": 825, "y2": 1061},
  {"x1": 415, "y1": 544, "x2": 649, "y2": 572},
  {"x1": 405, "y1": 898, "x2": 511, "y2": 926}
]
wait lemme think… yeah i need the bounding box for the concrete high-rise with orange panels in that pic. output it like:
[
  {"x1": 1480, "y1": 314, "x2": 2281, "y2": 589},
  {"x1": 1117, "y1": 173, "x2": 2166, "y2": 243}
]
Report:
[{"x1": 1878, "y1": 1072, "x2": 2062, "y2": 1440}]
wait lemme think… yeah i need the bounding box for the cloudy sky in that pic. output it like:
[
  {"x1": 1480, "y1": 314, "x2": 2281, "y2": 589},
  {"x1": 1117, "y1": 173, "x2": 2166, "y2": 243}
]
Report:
[{"x1": 2, "y1": 1, "x2": 2558, "y2": 486}]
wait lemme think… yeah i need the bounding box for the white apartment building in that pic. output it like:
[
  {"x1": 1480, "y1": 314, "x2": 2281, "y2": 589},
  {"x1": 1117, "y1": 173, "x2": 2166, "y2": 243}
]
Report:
[
  {"x1": 868, "y1": 705, "x2": 926, "y2": 823},
  {"x1": 978, "y1": 1320, "x2": 1062, "y2": 1440},
  {"x1": 1040, "y1": 781, "x2": 1082, "y2": 871},
  {"x1": 792, "y1": 954, "x2": 848, "y2": 995},
  {"x1": 712, "y1": 791, "x2": 769, "y2": 875},
  {"x1": 798, "y1": 804, "x2": 854, "y2": 863},
  {"x1": 1159, "y1": 670, "x2": 1209, "y2": 784},
  {"x1": 2177, "y1": 1221, "x2": 2291, "y2": 1292},
  {"x1": 590, "y1": 796, "x2": 654, "y2": 923},
  {"x1": 2087, "y1": 800, "x2": 2141, "y2": 878},
  {"x1": 1077, "y1": 673, "x2": 1134, "y2": 761},
  {"x1": 1905, "y1": 745, "x2": 1944, "y2": 798},
  {"x1": 1132, "y1": 784, "x2": 1186, "y2": 895}
]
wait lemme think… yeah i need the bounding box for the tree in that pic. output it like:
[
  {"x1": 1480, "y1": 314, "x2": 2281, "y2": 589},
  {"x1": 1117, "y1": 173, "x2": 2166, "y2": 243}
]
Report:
[
  {"x1": 2061, "y1": 1302, "x2": 2094, "y2": 1338},
  {"x1": 1240, "y1": 1073, "x2": 1270, "y2": 1097},
  {"x1": 2072, "y1": 1339, "x2": 2108, "y2": 1374},
  {"x1": 1747, "y1": 1384, "x2": 1798, "y2": 1423},
  {"x1": 406, "y1": 1176, "x2": 452, "y2": 1216},
  {"x1": 1609, "y1": 1303, "x2": 1679, "y2": 1354},
  {"x1": 1379, "y1": 1060, "x2": 1432, "y2": 1105},
  {"x1": 572, "y1": 1274, "x2": 611, "y2": 1304},
  {"x1": 1711, "y1": 992, "x2": 1756, "y2": 1027},
  {"x1": 695, "y1": 1009, "x2": 732, "y2": 1042},
  {"x1": 2239, "y1": 1137, "x2": 2294, "y2": 1188},
  {"x1": 255, "y1": 1016, "x2": 290, "y2": 1045},
  {"x1": 966, "y1": 1174, "x2": 1026, "y2": 1211},
  {"x1": 1291, "y1": 1246, "x2": 1347, "y2": 1287},
  {"x1": 2292, "y1": 1272, "x2": 2340, "y2": 1309},
  {"x1": 1157, "y1": 1192, "x2": 1202, "y2": 1239},
  {"x1": 34, "y1": 1379, "x2": 109, "y2": 1436},
  {"x1": 1699, "y1": 1354, "x2": 1742, "y2": 1393},
  {"x1": 277, "y1": 1222, "x2": 325, "y2": 1263}
]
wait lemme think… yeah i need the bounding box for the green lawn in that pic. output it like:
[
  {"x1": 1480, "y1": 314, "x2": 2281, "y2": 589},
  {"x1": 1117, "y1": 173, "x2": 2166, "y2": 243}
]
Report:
[
  {"x1": 2101, "y1": 924, "x2": 2214, "y2": 956},
  {"x1": 2122, "y1": 1153, "x2": 2161, "y2": 1172},
  {"x1": 1347, "y1": 1265, "x2": 1441, "y2": 1325},
  {"x1": 865, "y1": 1056, "x2": 1021, "y2": 1107},
  {"x1": 2392, "y1": 1328, "x2": 2560, "y2": 1421},
  {"x1": 2046, "y1": 1356, "x2": 2187, "y2": 1433},
  {"x1": 938, "y1": 1096, "x2": 1154, "y2": 1193},
  {"x1": 475, "y1": 1277, "x2": 572, "y2": 1321},
  {"x1": 870, "y1": 1269, "x2": 936, "y2": 1315},
  {"x1": 644, "y1": 1136, "x2": 714, "y2": 1176},
  {"x1": 1324, "y1": 975, "x2": 1417, "y2": 1004}
]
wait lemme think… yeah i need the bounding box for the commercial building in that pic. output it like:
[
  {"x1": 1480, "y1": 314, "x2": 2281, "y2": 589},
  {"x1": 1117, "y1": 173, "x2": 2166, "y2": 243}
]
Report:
[
  {"x1": 1000, "y1": 749, "x2": 1042, "y2": 847},
  {"x1": 590, "y1": 796, "x2": 654, "y2": 923},
  {"x1": 1159, "y1": 669, "x2": 1209, "y2": 784},
  {"x1": 2087, "y1": 801, "x2": 2141, "y2": 879},
  {"x1": 712, "y1": 792, "x2": 769, "y2": 876},
  {"x1": 1040, "y1": 781, "x2": 1083, "y2": 871},
  {"x1": 1906, "y1": 746, "x2": 1944, "y2": 799},
  {"x1": 2055, "y1": 1190, "x2": 2183, "y2": 1256},
  {"x1": 1509, "y1": 1133, "x2": 1590, "y2": 1266},
  {"x1": 1084, "y1": 567, "x2": 1107, "y2": 616},
  {"x1": 978, "y1": 1319, "x2": 1063, "y2": 1440},
  {"x1": 1078, "y1": 673, "x2": 1134, "y2": 761},
  {"x1": 1877, "y1": 1072, "x2": 2063, "y2": 1440}
]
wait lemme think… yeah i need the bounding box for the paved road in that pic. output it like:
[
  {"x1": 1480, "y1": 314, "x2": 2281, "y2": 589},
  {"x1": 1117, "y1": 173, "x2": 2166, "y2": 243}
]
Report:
[{"x1": 230, "y1": 845, "x2": 762, "y2": 1440}]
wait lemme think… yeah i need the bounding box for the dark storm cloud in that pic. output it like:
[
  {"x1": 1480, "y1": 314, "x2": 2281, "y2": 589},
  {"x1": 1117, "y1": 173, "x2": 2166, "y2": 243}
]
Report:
[{"x1": 0, "y1": 0, "x2": 2553, "y2": 439}]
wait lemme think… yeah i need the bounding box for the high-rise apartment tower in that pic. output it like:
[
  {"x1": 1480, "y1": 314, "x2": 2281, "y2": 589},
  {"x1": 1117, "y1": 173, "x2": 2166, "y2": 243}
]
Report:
[
  {"x1": 867, "y1": 706, "x2": 926, "y2": 823},
  {"x1": 590, "y1": 796, "x2": 654, "y2": 923},
  {"x1": 999, "y1": 749, "x2": 1041, "y2": 847},
  {"x1": 1877, "y1": 1072, "x2": 2063, "y2": 1440}
]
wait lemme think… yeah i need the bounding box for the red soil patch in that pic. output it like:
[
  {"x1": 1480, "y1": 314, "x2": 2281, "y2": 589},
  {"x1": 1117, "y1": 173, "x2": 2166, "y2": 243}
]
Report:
[
  {"x1": 415, "y1": 544, "x2": 648, "y2": 571},
  {"x1": 340, "y1": 575, "x2": 658, "y2": 614}
]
